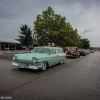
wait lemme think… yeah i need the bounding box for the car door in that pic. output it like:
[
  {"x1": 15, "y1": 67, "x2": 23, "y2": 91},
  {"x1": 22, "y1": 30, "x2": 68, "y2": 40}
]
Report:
[
  {"x1": 48, "y1": 49, "x2": 59, "y2": 66},
  {"x1": 56, "y1": 49, "x2": 64, "y2": 63}
]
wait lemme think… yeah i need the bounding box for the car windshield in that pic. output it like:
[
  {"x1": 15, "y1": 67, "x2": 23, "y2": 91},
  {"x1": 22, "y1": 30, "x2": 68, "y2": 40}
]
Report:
[
  {"x1": 78, "y1": 49, "x2": 85, "y2": 51},
  {"x1": 68, "y1": 48, "x2": 76, "y2": 50},
  {"x1": 32, "y1": 48, "x2": 50, "y2": 54}
]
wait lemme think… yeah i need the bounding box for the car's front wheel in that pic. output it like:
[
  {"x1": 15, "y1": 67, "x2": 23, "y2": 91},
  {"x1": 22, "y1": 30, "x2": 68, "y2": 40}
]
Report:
[{"x1": 41, "y1": 62, "x2": 47, "y2": 71}]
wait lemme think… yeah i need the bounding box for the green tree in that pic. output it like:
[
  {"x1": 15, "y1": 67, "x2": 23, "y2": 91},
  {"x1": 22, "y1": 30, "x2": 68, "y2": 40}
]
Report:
[
  {"x1": 34, "y1": 6, "x2": 67, "y2": 46},
  {"x1": 79, "y1": 38, "x2": 90, "y2": 49},
  {"x1": 59, "y1": 23, "x2": 81, "y2": 47},
  {"x1": 34, "y1": 6, "x2": 81, "y2": 47},
  {"x1": 32, "y1": 37, "x2": 36, "y2": 43},
  {"x1": 18, "y1": 24, "x2": 33, "y2": 48},
  {"x1": 90, "y1": 47, "x2": 93, "y2": 50}
]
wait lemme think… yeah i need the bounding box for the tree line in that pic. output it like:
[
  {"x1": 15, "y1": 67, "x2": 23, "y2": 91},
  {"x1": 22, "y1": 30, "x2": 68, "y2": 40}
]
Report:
[{"x1": 18, "y1": 6, "x2": 92, "y2": 49}]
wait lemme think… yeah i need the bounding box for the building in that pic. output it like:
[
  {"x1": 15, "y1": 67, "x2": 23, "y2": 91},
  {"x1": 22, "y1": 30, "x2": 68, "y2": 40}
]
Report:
[
  {"x1": 93, "y1": 47, "x2": 100, "y2": 51},
  {"x1": 0, "y1": 37, "x2": 21, "y2": 50}
]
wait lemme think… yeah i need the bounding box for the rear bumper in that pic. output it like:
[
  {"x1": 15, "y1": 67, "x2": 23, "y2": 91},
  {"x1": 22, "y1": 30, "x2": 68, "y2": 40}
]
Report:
[
  {"x1": 79, "y1": 52, "x2": 86, "y2": 56},
  {"x1": 12, "y1": 62, "x2": 42, "y2": 70},
  {"x1": 67, "y1": 54, "x2": 76, "y2": 56}
]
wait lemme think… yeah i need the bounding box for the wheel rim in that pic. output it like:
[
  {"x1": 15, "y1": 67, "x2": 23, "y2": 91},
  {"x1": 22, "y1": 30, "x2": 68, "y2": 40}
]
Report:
[
  {"x1": 42, "y1": 62, "x2": 47, "y2": 70},
  {"x1": 61, "y1": 60, "x2": 63, "y2": 64}
]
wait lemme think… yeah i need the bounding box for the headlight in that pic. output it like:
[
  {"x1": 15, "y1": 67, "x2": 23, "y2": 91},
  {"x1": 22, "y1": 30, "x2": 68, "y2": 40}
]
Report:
[
  {"x1": 13, "y1": 56, "x2": 15, "y2": 60},
  {"x1": 33, "y1": 58, "x2": 37, "y2": 63}
]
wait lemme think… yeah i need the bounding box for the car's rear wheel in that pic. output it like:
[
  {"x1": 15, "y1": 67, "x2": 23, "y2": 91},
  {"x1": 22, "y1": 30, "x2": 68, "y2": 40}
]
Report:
[
  {"x1": 78, "y1": 54, "x2": 80, "y2": 58},
  {"x1": 41, "y1": 62, "x2": 47, "y2": 71},
  {"x1": 60, "y1": 59, "x2": 64, "y2": 64},
  {"x1": 78, "y1": 52, "x2": 80, "y2": 58}
]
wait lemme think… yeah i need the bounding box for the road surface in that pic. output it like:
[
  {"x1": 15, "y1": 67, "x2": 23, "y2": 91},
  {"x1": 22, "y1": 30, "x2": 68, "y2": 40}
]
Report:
[{"x1": 0, "y1": 52, "x2": 100, "y2": 100}]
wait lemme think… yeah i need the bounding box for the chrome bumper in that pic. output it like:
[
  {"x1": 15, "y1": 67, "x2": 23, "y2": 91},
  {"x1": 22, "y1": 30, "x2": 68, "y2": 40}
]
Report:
[{"x1": 12, "y1": 62, "x2": 42, "y2": 70}]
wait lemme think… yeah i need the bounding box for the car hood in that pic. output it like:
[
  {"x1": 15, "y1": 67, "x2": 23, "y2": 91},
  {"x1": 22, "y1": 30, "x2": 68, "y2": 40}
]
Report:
[
  {"x1": 78, "y1": 50, "x2": 85, "y2": 52},
  {"x1": 14, "y1": 53, "x2": 49, "y2": 61}
]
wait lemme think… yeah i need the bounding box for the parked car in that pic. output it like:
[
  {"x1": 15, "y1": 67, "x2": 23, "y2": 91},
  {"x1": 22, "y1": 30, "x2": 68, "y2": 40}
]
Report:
[
  {"x1": 62, "y1": 47, "x2": 68, "y2": 53},
  {"x1": 78, "y1": 49, "x2": 87, "y2": 56},
  {"x1": 12, "y1": 46, "x2": 66, "y2": 71},
  {"x1": 85, "y1": 49, "x2": 90, "y2": 54},
  {"x1": 90, "y1": 50, "x2": 94, "y2": 53},
  {"x1": 87, "y1": 49, "x2": 91, "y2": 53},
  {"x1": 66, "y1": 47, "x2": 80, "y2": 58}
]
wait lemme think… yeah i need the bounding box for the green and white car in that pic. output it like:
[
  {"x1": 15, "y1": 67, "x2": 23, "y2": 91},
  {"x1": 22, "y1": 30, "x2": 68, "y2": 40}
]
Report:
[{"x1": 12, "y1": 46, "x2": 66, "y2": 70}]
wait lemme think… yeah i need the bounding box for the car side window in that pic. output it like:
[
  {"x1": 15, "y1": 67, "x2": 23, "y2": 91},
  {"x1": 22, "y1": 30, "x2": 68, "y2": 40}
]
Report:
[
  {"x1": 42, "y1": 48, "x2": 50, "y2": 54},
  {"x1": 51, "y1": 49, "x2": 56, "y2": 54},
  {"x1": 57, "y1": 49, "x2": 63, "y2": 53},
  {"x1": 33, "y1": 48, "x2": 42, "y2": 53}
]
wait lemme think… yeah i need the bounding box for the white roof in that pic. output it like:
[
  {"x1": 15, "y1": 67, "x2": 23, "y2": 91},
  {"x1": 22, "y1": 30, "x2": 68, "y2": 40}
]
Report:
[{"x1": 0, "y1": 37, "x2": 20, "y2": 44}]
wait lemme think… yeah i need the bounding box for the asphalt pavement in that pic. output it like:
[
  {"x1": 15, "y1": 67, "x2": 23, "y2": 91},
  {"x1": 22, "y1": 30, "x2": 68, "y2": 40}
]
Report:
[{"x1": 0, "y1": 51, "x2": 100, "y2": 100}]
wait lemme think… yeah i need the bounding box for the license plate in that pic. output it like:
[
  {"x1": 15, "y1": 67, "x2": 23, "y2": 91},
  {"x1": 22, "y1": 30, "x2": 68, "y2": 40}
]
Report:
[{"x1": 19, "y1": 64, "x2": 25, "y2": 68}]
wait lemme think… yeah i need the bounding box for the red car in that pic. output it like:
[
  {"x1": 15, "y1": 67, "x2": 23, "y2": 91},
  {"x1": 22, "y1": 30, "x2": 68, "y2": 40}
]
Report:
[
  {"x1": 90, "y1": 50, "x2": 94, "y2": 53},
  {"x1": 62, "y1": 47, "x2": 68, "y2": 53}
]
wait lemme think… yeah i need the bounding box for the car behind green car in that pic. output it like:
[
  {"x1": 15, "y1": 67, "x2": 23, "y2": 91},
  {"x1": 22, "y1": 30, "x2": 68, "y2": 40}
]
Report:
[{"x1": 12, "y1": 46, "x2": 66, "y2": 70}]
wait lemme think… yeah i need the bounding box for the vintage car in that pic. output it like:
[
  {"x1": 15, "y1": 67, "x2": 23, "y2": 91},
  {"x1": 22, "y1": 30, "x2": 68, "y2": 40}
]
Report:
[
  {"x1": 90, "y1": 50, "x2": 94, "y2": 53},
  {"x1": 62, "y1": 47, "x2": 68, "y2": 53},
  {"x1": 85, "y1": 49, "x2": 90, "y2": 54},
  {"x1": 66, "y1": 47, "x2": 80, "y2": 58},
  {"x1": 78, "y1": 49, "x2": 87, "y2": 56},
  {"x1": 12, "y1": 46, "x2": 66, "y2": 70}
]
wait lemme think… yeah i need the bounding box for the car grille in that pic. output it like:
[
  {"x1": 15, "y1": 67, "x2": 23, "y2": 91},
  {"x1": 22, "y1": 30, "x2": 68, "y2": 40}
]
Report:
[
  {"x1": 14, "y1": 60, "x2": 38, "y2": 66},
  {"x1": 68, "y1": 51, "x2": 71, "y2": 55}
]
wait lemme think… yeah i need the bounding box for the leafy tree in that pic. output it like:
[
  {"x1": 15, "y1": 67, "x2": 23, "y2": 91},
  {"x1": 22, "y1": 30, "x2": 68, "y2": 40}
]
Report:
[
  {"x1": 34, "y1": 6, "x2": 67, "y2": 46},
  {"x1": 34, "y1": 6, "x2": 81, "y2": 47},
  {"x1": 58, "y1": 23, "x2": 81, "y2": 47},
  {"x1": 18, "y1": 24, "x2": 33, "y2": 48},
  {"x1": 32, "y1": 37, "x2": 36, "y2": 43},
  {"x1": 90, "y1": 47, "x2": 93, "y2": 50},
  {"x1": 79, "y1": 38, "x2": 90, "y2": 49}
]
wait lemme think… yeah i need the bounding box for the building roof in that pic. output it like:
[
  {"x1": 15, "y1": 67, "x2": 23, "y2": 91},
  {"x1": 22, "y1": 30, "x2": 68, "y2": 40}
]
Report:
[{"x1": 0, "y1": 37, "x2": 20, "y2": 44}]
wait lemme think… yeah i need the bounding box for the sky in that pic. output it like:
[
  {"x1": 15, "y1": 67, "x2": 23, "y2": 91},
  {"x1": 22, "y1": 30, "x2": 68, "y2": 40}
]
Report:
[{"x1": 0, "y1": 0, "x2": 100, "y2": 47}]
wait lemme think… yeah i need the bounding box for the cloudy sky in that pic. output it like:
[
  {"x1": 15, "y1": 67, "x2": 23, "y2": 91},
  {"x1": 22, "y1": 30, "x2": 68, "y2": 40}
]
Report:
[{"x1": 0, "y1": 0, "x2": 100, "y2": 47}]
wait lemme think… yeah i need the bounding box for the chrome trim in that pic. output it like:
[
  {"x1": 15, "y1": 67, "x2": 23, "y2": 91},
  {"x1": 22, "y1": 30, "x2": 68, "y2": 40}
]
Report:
[
  {"x1": 12, "y1": 62, "x2": 19, "y2": 66},
  {"x1": 29, "y1": 66, "x2": 42, "y2": 70},
  {"x1": 14, "y1": 60, "x2": 39, "y2": 66},
  {"x1": 12, "y1": 62, "x2": 42, "y2": 70}
]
